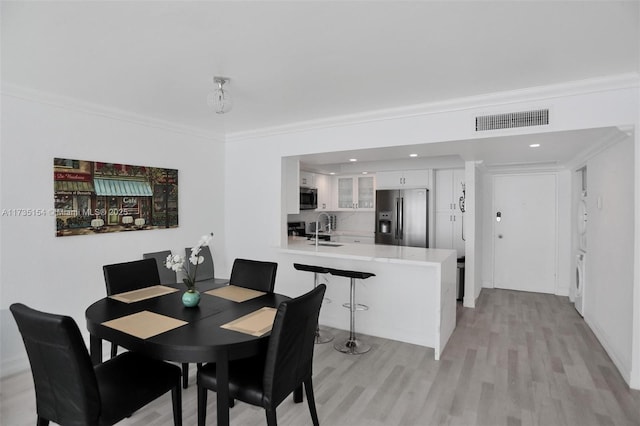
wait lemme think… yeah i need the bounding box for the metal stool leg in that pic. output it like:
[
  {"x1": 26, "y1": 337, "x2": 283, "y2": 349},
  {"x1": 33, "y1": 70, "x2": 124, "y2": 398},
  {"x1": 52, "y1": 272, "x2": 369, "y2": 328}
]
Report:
[
  {"x1": 334, "y1": 277, "x2": 370, "y2": 354},
  {"x1": 314, "y1": 272, "x2": 333, "y2": 344}
]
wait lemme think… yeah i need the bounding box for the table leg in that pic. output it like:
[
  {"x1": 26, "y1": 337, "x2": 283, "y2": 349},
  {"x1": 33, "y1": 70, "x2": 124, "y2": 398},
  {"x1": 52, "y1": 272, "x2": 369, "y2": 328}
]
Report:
[
  {"x1": 216, "y1": 350, "x2": 230, "y2": 426},
  {"x1": 294, "y1": 385, "x2": 303, "y2": 403},
  {"x1": 90, "y1": 335, "x2": 102, "y2": 365}
]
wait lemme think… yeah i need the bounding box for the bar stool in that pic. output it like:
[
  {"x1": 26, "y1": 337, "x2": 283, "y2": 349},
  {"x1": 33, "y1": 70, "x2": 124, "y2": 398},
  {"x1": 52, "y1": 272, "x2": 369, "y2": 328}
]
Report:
[
  {"x1": 328, "y1": 268, "x2": 375, "y2": 354},
  {"x1": 293, "y1": 263, "x2": 334, "y2": 344}
]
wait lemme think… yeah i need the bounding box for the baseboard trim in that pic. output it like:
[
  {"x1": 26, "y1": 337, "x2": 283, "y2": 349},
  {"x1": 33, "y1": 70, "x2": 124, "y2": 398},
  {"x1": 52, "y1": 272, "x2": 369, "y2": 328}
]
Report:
[
  {"x1": 585, "y1": 316, "x2": 632, "y2": 387},
  {"x1": 1, "y1": 355, "x2": 30, "y2": 379}
]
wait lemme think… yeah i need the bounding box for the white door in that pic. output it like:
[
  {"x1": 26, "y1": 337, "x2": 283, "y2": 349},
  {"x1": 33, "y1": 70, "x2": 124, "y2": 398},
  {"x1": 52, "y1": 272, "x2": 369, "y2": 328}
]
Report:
[{"x1": 493, "y1": 173, "x2": 557, "y2": 293}]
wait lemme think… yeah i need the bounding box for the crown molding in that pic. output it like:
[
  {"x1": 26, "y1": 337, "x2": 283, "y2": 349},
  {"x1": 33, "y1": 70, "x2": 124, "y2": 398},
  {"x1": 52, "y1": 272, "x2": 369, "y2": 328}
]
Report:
[
  {"x1": 1, "y1": 83, "x2": 226, "y2": 143},
  {"x1": 565, "y1": 127, "x2": 632, "y2": 170},
  {"x1": 226, "y1": 73, "x2": 640, "y2": 142}
]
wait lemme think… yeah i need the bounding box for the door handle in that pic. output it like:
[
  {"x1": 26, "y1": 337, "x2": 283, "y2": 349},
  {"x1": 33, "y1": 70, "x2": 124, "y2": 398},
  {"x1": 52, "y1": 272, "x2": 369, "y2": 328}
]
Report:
[
  {"x1": 395, "y1": 198, "x2": 400, "y2": 239},
  {"x1": 397, "y1": 198, "x2": 404, "y2": 239}
]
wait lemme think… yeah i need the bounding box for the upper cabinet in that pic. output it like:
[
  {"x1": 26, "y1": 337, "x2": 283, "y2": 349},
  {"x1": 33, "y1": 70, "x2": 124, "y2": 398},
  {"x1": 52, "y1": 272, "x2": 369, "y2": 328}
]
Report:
[
  {"x1": 315, "y1": 173, "x2": 333, "y2": 211},
  {"x1": 434, "y1": 169, "x2": 465, "y2": 213},
  {"x1": 334, "y1": 175, "x2": 375, "y2": 211},
  {"x1": 376, "y1": 170, "x2": 430, "y2": 189},
  {"x1": 300, "y1": 171, "x2": 315, "y2": 188}
]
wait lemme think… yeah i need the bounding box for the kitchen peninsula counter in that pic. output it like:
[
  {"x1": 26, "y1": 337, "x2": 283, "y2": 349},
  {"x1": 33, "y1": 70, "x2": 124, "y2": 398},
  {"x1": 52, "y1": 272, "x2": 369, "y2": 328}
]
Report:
[
  {"x1": 278, "y1": 237, "x2": 457, "y2": 359},
  {"x1": 283, "y1": 236, "x2": 454, "y2": 265}
]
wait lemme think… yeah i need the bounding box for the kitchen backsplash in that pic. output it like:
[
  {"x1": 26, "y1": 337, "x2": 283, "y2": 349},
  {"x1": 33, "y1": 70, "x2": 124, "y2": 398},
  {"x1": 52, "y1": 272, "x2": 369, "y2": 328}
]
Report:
[{"x1": 288, "y1": 210, "x2": 375, "y2": 233}]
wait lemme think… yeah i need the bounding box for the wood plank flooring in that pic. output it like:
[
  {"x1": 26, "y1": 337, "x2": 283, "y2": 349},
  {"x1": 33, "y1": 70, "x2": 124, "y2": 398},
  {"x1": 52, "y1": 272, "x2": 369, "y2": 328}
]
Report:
[{"x1": 2, "y1": 289, "x2": 639, "y2": 425}]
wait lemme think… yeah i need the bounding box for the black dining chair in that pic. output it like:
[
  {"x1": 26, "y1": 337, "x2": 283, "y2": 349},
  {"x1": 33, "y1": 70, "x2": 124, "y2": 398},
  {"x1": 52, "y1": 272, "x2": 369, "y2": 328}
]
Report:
[
  {"x1": 185, "y1": 246, "x2": 215, "y2": 282},
  {"x1": 103, "y1": 258, "x2": 193, "y2": 388},
  {"x1": 197, "y1": 284, "x2": 326, "y2": 426},
  {"x1": 103, "y1": 258, "x2": 160, "y2": 297},
  {"x1": 229, "y1": 258, "x2": 278, "y2": 292},
  {"x1": 103, "y1": 258, "x2": 161, "y2": 359},
  {"x1": 10, "y1": 303, "x2": 182, "y2": 426},
  {"x1": 143, "y1": 250, "x2": 177, "y2": 285}
]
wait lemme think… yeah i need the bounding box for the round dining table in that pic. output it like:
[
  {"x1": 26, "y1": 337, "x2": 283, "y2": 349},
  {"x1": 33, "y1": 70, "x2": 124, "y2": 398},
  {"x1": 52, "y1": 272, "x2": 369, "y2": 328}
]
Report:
[{"x1": 85, "y1": 280, "x2": 290, "y2": 426}]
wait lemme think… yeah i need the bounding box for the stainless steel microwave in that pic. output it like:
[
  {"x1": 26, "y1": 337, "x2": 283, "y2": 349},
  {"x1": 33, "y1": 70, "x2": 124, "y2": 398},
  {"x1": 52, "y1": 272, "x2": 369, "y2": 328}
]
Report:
[{"x1": 300, "y1": 187, "x2": 318, "y2": 210}]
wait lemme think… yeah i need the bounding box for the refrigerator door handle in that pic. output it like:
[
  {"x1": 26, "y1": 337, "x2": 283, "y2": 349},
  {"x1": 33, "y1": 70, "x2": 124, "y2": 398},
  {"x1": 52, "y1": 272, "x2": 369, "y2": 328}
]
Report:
[
  {"x1": 395, "y1": 198, "x2": 400, "y2": 239},
  {"x1": 398, "y1": 197, "x2": 404, "y2": 239}
]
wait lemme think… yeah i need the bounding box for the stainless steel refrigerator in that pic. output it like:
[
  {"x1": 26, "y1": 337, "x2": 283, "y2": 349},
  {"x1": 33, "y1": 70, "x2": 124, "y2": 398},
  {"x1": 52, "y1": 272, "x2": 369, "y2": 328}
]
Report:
[{"x1": 375, "y1": 188, "x2": 429, "y2": 247}]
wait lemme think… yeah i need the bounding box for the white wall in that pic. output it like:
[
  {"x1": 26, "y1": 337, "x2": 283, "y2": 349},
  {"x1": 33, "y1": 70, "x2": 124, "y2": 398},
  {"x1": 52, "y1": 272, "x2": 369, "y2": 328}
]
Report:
[
  {"x1": 633, "y1": 91, "x2": 640, "y2": 390},
  {"x1": 469, "y1": 162, "x2": 484, "y2": 305},
  {"x1": 0, "y1": 93, "x2": 226, "y2": 376},
  {"x1": 557, "y1": 169, "x2": 572, "y2": 296},
  {"x1": 585, "y1": 136, "x2": 635, "y2": 384}
]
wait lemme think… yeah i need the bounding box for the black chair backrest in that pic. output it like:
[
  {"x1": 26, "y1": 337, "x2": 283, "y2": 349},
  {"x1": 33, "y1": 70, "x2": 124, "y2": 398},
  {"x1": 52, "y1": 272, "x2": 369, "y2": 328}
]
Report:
[
  {"x1": 185, "y1": 246, "x2": 214, "y2": 282},
  {"x1": 10, "y1": 303, "x2": 101, "y2": 425},
  {"x1": 143, "y1": 250, "x2": 176, "y2": 285},
  {"x1": 103, "y1": 258, "x2": 160, "y2": 295},
  {"x1": 263, "y1": 284, "x2": 326, "y2": 407},
  {"x1": 229, "y1": 258, "x2": 278, "y2": 292}
]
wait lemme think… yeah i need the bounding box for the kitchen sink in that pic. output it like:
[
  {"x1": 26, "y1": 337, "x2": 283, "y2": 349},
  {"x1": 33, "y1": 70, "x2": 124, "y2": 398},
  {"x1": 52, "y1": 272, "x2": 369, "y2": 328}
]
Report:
[{"x1": 309, "y1": 242, "x2": 343, "y2": 247}]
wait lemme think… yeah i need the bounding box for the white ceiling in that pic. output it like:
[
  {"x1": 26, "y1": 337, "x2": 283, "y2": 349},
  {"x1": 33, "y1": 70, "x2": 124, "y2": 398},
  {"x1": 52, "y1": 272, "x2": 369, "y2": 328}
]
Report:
[
  {"x1": 298, "y1": 127, "x2": 629, "y2": 173},
  {"x1": 2, "y1": 1, "x2": 638, "y2": 166}
]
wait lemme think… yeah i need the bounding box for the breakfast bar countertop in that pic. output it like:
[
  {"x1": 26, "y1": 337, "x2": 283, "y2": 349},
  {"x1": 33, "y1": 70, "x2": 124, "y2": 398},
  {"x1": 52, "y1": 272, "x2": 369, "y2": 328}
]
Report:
[
  {"x1": 281, "y1": 236, "x2": 455, "y2": 266},
  {"x1": 278, "y1": 236, "x2": 458, "y2": 360}
]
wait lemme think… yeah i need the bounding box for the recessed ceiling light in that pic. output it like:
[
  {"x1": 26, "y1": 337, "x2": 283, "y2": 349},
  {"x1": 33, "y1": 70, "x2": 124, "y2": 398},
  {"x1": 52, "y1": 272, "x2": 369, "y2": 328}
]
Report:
[
  {"x1": 362, "y1": 171, "x2": 368, "y2": 174},
  {"x1": 329, "y1": 172, "x2": 336, "y2": 175},
  {"x1": 349, "y1": 158, "x2": 357, "y2": 162},
  {"x1": 529, "y1": 143, "x2": 541, "y2": 148},
  {"x1": 410, "y1": 153, "x2": 418, "y2": 157}
]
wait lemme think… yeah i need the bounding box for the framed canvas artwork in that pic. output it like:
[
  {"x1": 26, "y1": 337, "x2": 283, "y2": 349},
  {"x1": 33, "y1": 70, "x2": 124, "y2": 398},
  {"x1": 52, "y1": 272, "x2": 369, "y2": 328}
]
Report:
[{"x1": 54, "y1": 158, "x2": 178, "y2": 236}]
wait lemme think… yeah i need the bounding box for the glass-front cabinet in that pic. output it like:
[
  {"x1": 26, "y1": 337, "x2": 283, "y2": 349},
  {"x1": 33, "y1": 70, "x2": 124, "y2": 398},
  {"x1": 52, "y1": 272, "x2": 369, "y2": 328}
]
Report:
[{"x1": 335, "y1": 175, "x2": 375, "y2": 211}]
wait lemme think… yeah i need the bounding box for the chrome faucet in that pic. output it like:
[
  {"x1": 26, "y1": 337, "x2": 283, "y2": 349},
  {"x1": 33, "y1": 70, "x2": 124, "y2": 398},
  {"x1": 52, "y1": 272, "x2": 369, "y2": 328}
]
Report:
[{"x1": 315, "y1": 212, "x2": 332, "y2": 249}]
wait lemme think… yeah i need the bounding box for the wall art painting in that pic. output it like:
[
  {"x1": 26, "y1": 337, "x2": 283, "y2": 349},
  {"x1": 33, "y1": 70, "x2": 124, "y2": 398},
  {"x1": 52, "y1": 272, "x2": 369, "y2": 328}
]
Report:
[{"x1": 54, "y1": 158, "x2": 178, "y2": 237}]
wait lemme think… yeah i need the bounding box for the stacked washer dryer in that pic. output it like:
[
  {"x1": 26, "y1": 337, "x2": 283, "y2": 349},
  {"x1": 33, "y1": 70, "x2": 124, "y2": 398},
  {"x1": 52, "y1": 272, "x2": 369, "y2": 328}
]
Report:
[{"x1": 575, "y1": 167, "x2": 587, "y2": 316}]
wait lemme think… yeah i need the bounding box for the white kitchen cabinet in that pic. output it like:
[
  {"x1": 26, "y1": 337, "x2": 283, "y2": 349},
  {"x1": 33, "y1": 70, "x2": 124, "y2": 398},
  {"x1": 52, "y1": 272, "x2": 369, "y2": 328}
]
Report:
[
  {"x1": 334, "y1": 175, "x2": 375, "y2": 211},
  {"x1": 315, "y1": 173, "x2": 333, "y2": 211},
  {"x1": 376, "y1": 170, "x2": 430, "y2": 189},
  {"x1": 434, "y1": 169, "x2": 465, "y2": 256},
  {"x1": 300, "y1": 171, "x2": 315, "y2": 188}
]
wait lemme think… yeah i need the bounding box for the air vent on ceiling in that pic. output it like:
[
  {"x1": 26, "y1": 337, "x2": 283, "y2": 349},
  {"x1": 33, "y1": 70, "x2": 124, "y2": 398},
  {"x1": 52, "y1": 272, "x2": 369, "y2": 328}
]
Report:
[{"x1": 476, "y1": 109, "x2": 549, "y2": 131}]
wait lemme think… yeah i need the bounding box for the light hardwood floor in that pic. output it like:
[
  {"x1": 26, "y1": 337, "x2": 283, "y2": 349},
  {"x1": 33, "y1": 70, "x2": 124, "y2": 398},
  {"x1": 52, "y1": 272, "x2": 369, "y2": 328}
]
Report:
[{"x1": 2, "y1": 289, "x2": 639, "y2": 426}]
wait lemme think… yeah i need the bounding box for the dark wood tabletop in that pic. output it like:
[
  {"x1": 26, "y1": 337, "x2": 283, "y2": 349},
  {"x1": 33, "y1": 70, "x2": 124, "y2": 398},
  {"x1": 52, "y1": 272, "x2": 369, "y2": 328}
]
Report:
[{"x1": 85, "y1": 280, "x2": 290, "y2": 426}]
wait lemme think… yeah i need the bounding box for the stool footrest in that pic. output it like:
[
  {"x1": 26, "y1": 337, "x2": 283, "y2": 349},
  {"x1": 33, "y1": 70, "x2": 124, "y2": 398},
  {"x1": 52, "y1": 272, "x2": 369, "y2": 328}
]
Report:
[{"x1": 342, "y1": 303, "x2": 369, "y2": 311}]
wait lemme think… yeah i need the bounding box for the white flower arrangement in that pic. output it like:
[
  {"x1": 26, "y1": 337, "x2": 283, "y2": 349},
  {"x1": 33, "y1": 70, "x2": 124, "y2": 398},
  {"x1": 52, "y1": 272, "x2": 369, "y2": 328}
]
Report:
[{"x1": 165, "y1": 232, "x2": 213, "y2": 291}]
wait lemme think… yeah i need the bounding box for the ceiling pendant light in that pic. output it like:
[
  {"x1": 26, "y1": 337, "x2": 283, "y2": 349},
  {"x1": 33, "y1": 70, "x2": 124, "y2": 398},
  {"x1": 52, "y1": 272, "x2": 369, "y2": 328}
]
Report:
[{"x1": 207, "y1": 76, "x2": 232, "y2": 114}]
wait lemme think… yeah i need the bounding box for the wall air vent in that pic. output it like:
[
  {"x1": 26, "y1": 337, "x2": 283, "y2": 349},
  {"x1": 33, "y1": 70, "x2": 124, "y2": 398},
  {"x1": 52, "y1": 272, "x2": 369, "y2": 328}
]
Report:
[{"x1": 475, "y1": 109, "x2": 549, "y2": 131}]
